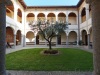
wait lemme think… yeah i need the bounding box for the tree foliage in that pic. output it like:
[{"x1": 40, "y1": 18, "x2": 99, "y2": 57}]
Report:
[{"x1": 29, "y1": 20, "x2": 68, "y2": 50}]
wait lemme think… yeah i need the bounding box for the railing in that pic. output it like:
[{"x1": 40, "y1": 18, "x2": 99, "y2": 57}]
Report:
[
  {"x1": 68, "y1": 25, "x2": 78, "y2": 30},
  {"x1": 6, "y1": 16, "x2": 16, "y2": 26}
]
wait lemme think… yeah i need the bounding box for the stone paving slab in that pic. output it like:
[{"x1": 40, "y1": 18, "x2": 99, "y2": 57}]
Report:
[{"x1": 7, "y1": 71, "x2": 93, "y2": 75}]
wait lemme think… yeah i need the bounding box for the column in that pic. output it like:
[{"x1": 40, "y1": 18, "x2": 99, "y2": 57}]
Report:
[
  {"x1": 14, "y1": 34, "x2": 16, "y2": 48},
  {"x1": 86, "y1": 4, "x2": 89, "y2": 20},
  {"x1": 77, "y1": 36, "x2": 79, "y2": 46},
  {"x1": 56, "y1": 36, "x2": 58, "y2": 46},
  {"x1": 23, "y1": 35, "x2": 26, "y2": 47},
  {"x1": 87, "y1": 34, "x2": 90, "y2": 48},
  {"x1": 56, "y1": 14, "x2": 58, "y2": 22},
  {"x1": 35, "y1": 14, "x2": 37, "y2": 22},
  {"x1": 86, "y1": 0, "x2": 100, "y2": 75},
  {"x1": 0, "y1": 2, "x2": 6, "y2": 75},
  {"x1": 21, "y1": 34, "x2": 23, "y2": 47},
  {"x1": 66, "y1": 36, "x2": 69, "y2": 47},
  {"x1": 14, "y1": 6, "x2": 18, "y2": 22}
]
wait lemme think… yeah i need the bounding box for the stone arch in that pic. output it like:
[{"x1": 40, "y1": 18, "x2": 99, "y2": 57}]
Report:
[
  {"x1": 81, "y1": 30, "x2": 88, "y2": 45},
  {"x1": 16, "y1": 30, "x2": 21, "y2": 45},
  {"x1": 37, "y1": 13, "x2": 45, "y2": 22},
  {"x1": 68, "y1": 12, "x2": 77, "y2": 25},
  {"x1": 17, "y1": 8, "x2": 22, "y2": 23},
  {"x1": 26, "y1": 31, "x2": 35, "y2": 42},
  {"x1": 57, "y1": 31, "x2": 67, "y2": 45},
  {"x1": 47, "y1": 13, "x2": 56, "y2": 23},
  {"x1": 68, "y1": 31, "x2": 77, "y2": 45},
  {"x1": 81, "y1": 7, "x2": 86, "y2": 23},
  {"x1": 58, "y1": 12, "x2": 66, "y2": 22},
  {"x1": 26, "y1": 13, "x2": 35, "y2": 22},
  {"x1": 6, "y1": 1, "x2": 14, "y2": 18},
  {"x1": 6, "y1": 27, "x2": 14, "y2": 43}
]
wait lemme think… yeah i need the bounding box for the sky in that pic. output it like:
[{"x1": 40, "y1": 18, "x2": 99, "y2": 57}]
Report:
[{"x1": 24, "y1": 0, "x2": 80, "y2": 6}]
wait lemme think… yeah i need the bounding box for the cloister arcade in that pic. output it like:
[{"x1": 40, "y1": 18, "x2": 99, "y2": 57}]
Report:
[{"x1": 5, "y1": 0, "x2": 93, "y2": 47}]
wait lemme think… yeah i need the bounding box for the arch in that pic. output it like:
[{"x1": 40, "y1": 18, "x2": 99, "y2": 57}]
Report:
[
  {"x1": 81, "y1": 30, "x2": 88, "y2": 45},
  {"x1": 17, "y1": 8, "x2": 22, "y2": 23},
  {"x1": 37, "y1": 13, "x2": 45, "y2": 22},
  {"x1": 6, "y1": 2, "x2": 14, "y2": 18},
  {"x1": 16, "y1": 30, "x2": 21, "y2": 45},
  {"x1": 60, "y1": 32, "x2": 67, "y2": 45},
  {"x1": 68, "y1": 31, "x2": 77, "y2": 45},
  {"x1": 6, "y1": 27, "x2": 14, "y2": 43},
  {"x1": 58, "y1": 12, "x2": 66, "y2": 22},
  {"x1": 26, "y1": 13, "x2": 35, "y2": 22},
  {"x1": 26, "y1": 31, "x2": 35, "y2": 42},
  {"x1": 68, "y1": 12, "x2": 77, "y2": 25},
  {"x1": 81, "y1": 7, "x2": 86, "y2": 23},
  {"x1": 47, "y1": 13, "x2": 56, "y2": 23}
]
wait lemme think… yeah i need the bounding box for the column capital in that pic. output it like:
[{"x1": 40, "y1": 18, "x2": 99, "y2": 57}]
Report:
[{"x1": 0, "y1": 0, "x2": 12, "y2": 5}]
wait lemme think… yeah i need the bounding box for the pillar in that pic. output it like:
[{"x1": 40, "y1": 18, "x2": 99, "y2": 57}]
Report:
[
  {"x1": 14, "y1": 6, "x2": 18, "y2": 22},
  {"x1": 0, "y1": 1, "x2": 7, "y2": 75},
  {"x1": 86, "y1": 0, "x2": 100, "y2": 75},
  {"x1": 87, "y1": 34, "x2": 90, "y2": 48},
  {"x1": 66, "y1": 36, "x2": 69, "y2": 47},
  {"x1": 21, "y1": 34, "x2": 23, "y2": 47},
  {"x1": 14, "y1": 34, "x2": 16, "y2": 48},
  {"x1": 86, "y1": 4, "x2": 90, "y2": 20}
]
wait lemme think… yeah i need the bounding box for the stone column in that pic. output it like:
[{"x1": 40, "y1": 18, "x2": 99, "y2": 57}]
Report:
[
  {"x1": 86, "y1": 0, "x2": 100, "y2": 75},
  {"x1": 56, "y1": 14, "x2": 58, "y2": 22},
  {"x1": 56, "y1": 36, "x2": 58, "y2": 46},
  {"x1": 77, "y1": 36, "x2": 79, "y2": 46},
  {"x1": 14, "y1": 6, "x2": 18, "y2": 22},
  {"x1": 14, "y1": 34, "x2": 16, "y2": 48},
  {"x1": 86, "y1": 4, "x2": 90, "y2": 20},
  {"x1": 0, "y1": 1, "x2": 9, "y2": 75},
  {"x1": 34, "y1": 36, "x2": 36, "y2": 45},
  {"x1": 87, "y1": 34, "x2": 90, "y2": 48},
  {"x1": 66, "y1": 36, "x2": 69, "y2": 47},
  {"x1": 21, "y1": 34, "x2": 23, "y2": 47},
  {"x1": 23, "y1": 35, "x2": 26, "y2": 47}
]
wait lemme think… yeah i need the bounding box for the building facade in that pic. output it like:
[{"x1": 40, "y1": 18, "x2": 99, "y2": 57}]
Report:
[{"x1": 6, "y1": 0, "x2": 92, "y2": 48}]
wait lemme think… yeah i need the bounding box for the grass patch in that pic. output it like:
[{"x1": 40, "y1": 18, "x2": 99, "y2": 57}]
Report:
[{"x1": 6, "y1": 48, "x2": 93, "y2": 71}]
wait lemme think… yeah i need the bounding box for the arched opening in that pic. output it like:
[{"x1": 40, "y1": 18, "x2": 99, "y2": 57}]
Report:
[
  {"x1": 58, "y1": 12, "x2": 66, "y2": 23},
  {"x1": 81, "y1": 7, "x2": 86, "y2": 23},
  {"x1": 6, "y1": 3, "x2": 14, "y2": 18},
  {"x1": 6, "y1": 27, "x2": 14, "y2": 43},
  {"x1": 26, "y1": 31, "x2": 35, "y2": 42},
  {"x1": 37, "y1": 13, "x2": 45, "y2": 22},
  {"x1": 68, "y1": 12, "x2": 77, "y2": 25},
  {"x1": 68, "y1": 31, "x2": 77, "y2": 45},
  {"x1": 17, "y1": 9, "x2": 22, "y2": 23},
  {"x1": 57, "y1": 31, "x2": 67, "y2": 45},
  {"x1": 82, "y1": 30, "x2": 88, "y2": 45},
  {"x1": 47, "y1": 13, "x2": 56, "y2": 23},
  {"x1": 26, "y1": 13, "x2": 35, "y2": 23},
  {"x1": 16, "y1": 30, "x2": 21, "y2": 45}
]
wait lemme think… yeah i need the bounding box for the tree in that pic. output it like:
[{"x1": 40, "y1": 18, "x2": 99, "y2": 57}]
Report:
[{"x1": 29, "y1": 19, "x2": 68, "y2": 50}]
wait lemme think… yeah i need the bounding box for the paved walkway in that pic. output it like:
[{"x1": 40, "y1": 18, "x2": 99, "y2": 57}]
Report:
[
  {"x1": 7, "y1": 70, "x2": 93, "y2": 75},
  {"x1": 6, "y1": 45, "x2": 93, "y2": 75}
]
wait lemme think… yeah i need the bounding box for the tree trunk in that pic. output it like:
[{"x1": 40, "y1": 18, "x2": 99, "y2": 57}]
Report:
[
  {"x1": 48, "y1": 41, "x2": 52, "y2": 50},
  {"x1": 0, "y1": 3, "x2": 6, "y2": 75}
]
